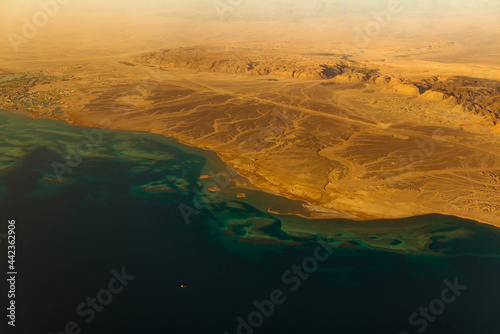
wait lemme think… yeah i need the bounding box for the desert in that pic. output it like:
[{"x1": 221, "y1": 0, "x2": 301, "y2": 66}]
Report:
[{"x1": 1, "y1": 1, "x2": 500, "y2": 228}]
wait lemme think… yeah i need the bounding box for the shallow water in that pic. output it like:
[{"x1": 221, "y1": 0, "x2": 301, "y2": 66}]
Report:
[{"x1": 0, "y1": 109, "x2": 499, "y2": 334}]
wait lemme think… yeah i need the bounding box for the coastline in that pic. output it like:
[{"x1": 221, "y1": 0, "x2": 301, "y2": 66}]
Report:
[{"x1": 5, "y1": 108, "x2": 499, "y2": 230}]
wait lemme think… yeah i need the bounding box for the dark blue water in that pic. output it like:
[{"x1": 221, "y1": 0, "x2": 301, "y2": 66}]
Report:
[{"x1": 0, "y1": 110, "x2": 499, "y2": 334}]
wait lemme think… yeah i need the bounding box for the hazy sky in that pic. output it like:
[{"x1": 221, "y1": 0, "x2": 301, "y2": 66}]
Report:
[
  {"x1": 2, "y1": 0, "x2": 499, "y2": 21},
  {"x1": 1, "y1": 0, "x2": 498, "y2": 57}
]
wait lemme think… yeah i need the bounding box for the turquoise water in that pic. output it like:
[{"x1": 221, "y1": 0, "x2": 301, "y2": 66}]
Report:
[{"x1": 0, "y1": 109, "x2": 499, "y2": 334}]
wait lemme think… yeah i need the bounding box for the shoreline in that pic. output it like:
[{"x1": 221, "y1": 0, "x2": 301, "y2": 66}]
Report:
[{"x1": 5, "y1": 108, "x2": 499, "y2": 230}]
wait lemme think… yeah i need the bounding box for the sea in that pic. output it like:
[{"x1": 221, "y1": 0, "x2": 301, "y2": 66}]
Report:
[{"x1": 0, "y1": 109, "x2": 499, "y2": 334}]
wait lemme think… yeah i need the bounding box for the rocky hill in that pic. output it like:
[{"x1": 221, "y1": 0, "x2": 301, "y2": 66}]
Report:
[
  {"x1": 134, "y1": 47, "x2": 500, "y2": 125},
  {"x1": 134, "y1": 47, "x2": 378, "y2": 81}
]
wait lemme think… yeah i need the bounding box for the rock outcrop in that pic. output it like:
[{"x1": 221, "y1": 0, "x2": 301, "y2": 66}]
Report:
[{"x1": 133, "y1": 47, "x2": 500, "y2": 125}]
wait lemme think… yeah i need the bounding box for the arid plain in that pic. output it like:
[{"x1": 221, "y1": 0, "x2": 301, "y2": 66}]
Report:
[{"x1": 1, "y1": 1, "x2": 500, "y2": 227}]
